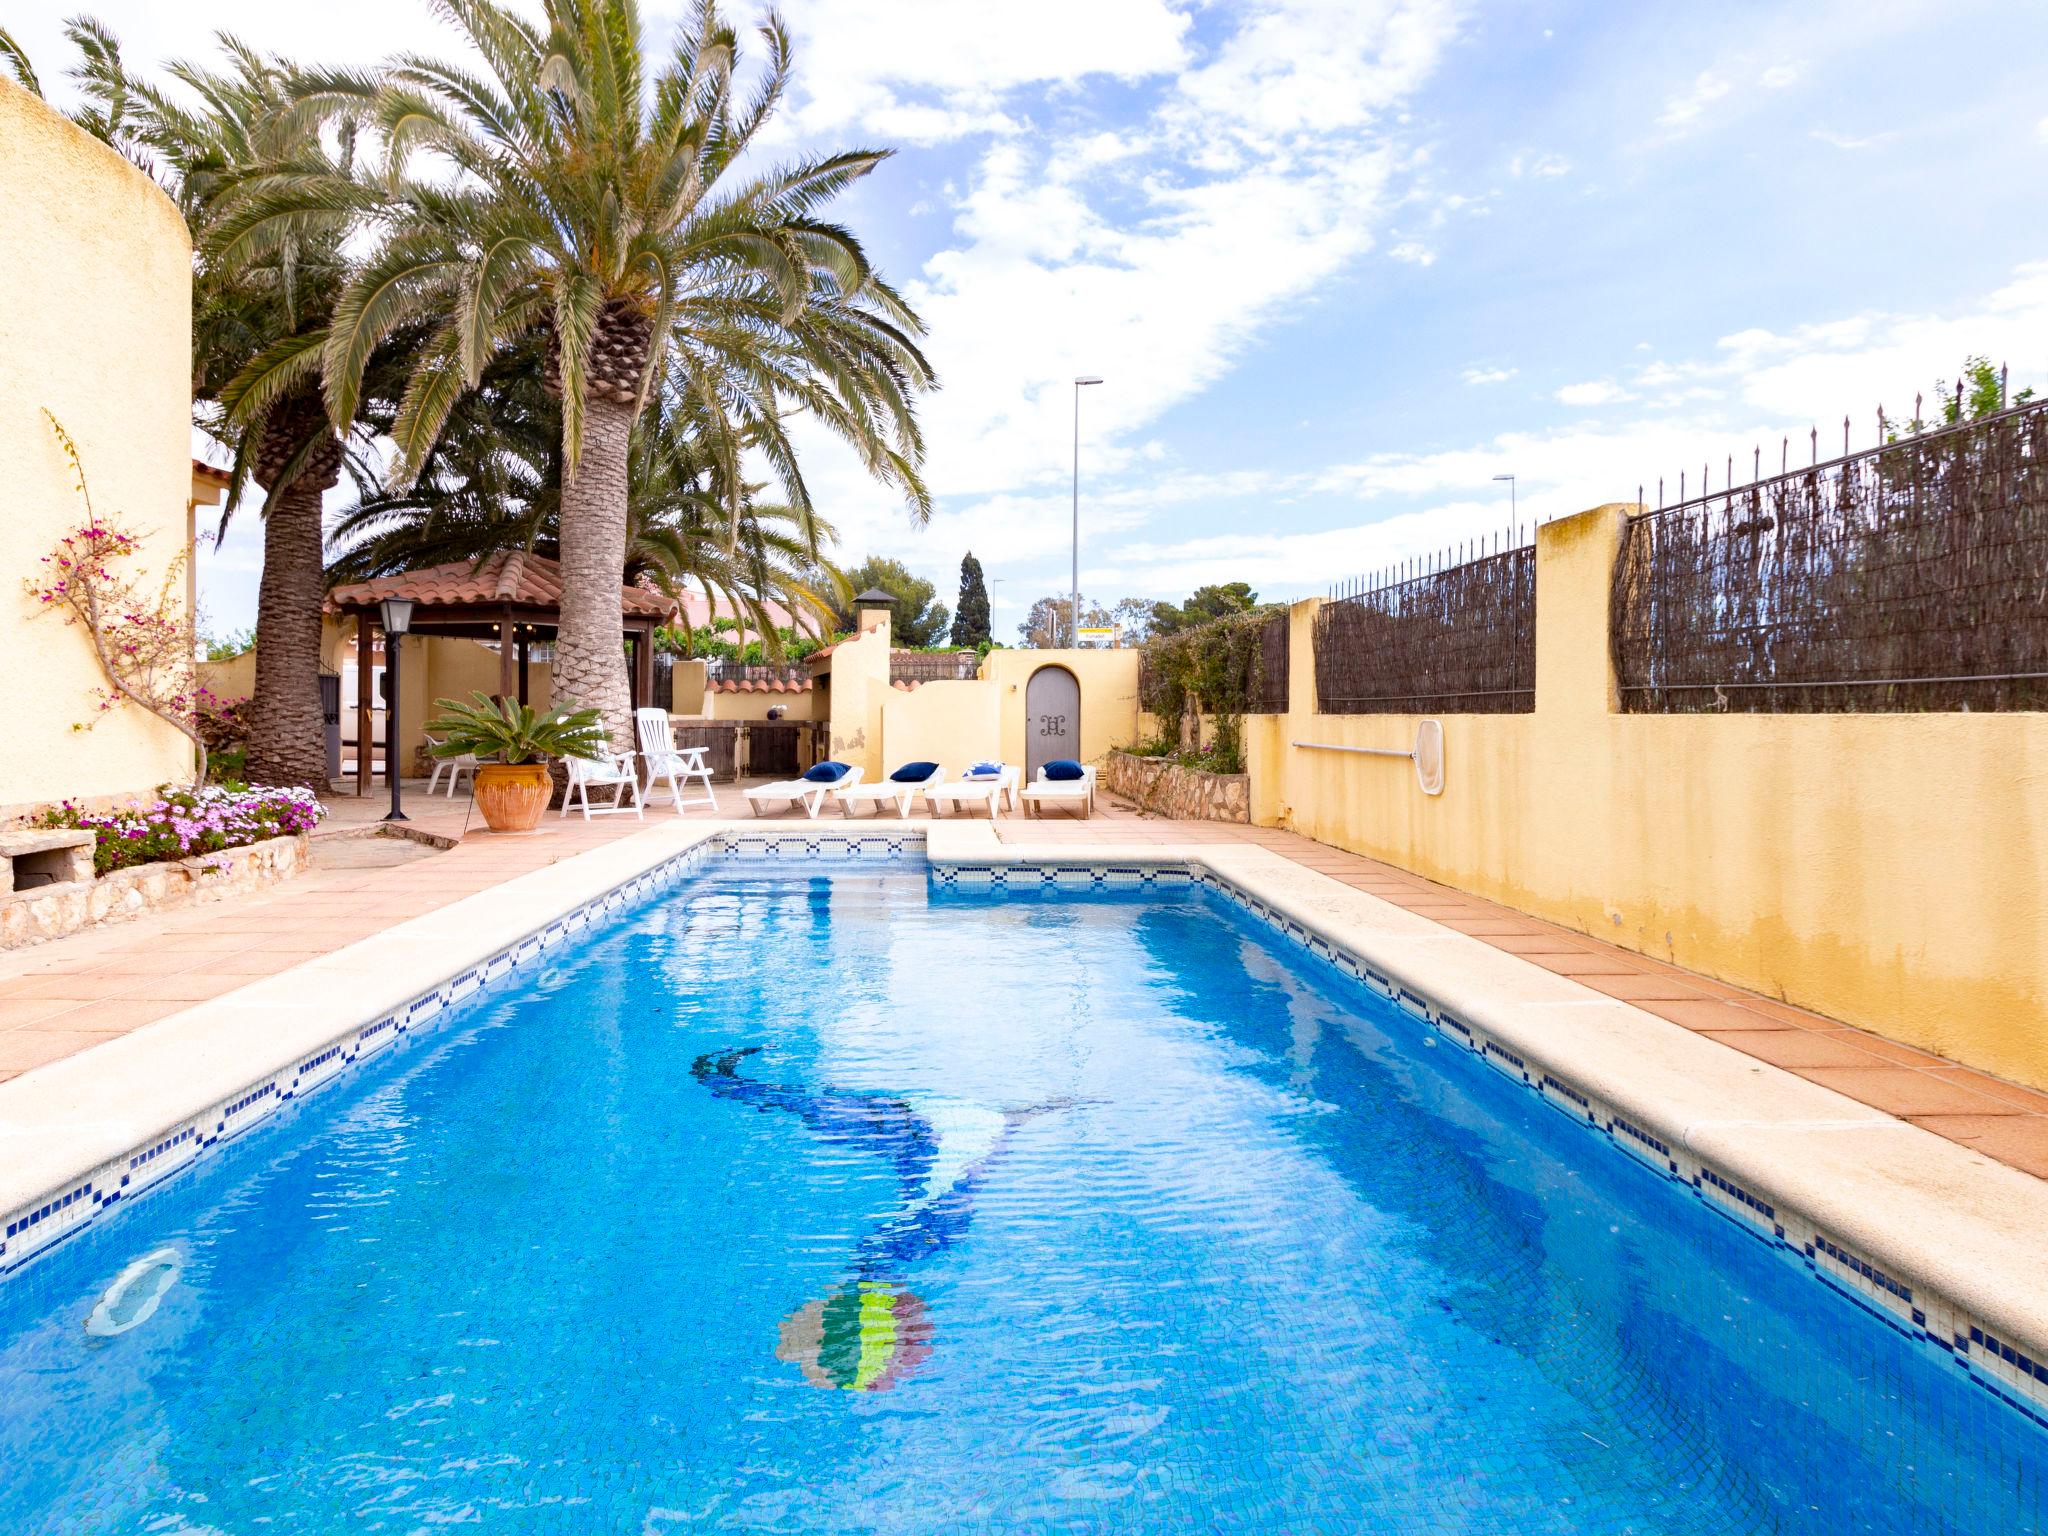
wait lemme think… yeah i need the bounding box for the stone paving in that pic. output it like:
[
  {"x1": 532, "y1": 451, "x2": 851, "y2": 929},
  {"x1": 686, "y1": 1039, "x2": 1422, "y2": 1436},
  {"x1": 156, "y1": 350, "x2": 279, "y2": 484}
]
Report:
[{"x1": 1, "y1": 775, "x2": 2043, "y2": 1180}]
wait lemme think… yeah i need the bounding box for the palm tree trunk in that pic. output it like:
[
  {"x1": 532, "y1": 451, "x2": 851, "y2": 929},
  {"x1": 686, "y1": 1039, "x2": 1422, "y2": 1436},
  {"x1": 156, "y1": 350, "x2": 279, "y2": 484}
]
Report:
[
  {"x1": 244, "y1": 474, "x2": 332, "y2": 791},
  {"x1": 553, "y1": 393, "x2": 638, "y2": 746}
]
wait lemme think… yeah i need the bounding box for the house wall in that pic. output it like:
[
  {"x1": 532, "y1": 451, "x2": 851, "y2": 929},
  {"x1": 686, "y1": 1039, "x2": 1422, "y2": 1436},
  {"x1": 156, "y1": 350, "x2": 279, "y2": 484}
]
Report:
[
  {"x1": 1, "y1": 82, "x2": 196, "y2": 819},
  {"x1": 1250, "y1": 503, "x2": 2048, "y2": 1089},
  {"x1": 824, "y1": 622, "x2": 892, "y2": 777},
  {"x1": 698, "y1": 688, "x2": 819, "y2": 722},
  {"x1": 878, "y1": 679, "x2": 1004, "y2": 773},
  {"x1": 985, "y1": 648, "x2": 1141, "y2": 768}
]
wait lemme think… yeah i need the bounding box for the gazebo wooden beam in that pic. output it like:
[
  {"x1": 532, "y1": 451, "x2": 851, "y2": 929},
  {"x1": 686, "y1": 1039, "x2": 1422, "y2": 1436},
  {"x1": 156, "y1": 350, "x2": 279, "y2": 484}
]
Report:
[
  {"x1": 497, "y1": 611, "x2": 516, "y2": 701},
  {"x1": 355, "y1": 612, "x2": 375, "y2": 798}
]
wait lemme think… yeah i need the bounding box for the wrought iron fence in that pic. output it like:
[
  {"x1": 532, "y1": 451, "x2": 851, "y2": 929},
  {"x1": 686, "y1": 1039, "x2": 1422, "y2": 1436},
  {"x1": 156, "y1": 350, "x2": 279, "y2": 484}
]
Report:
[
  {"x1": 704, "y1": 660, "x2": 809, "y2": 689},
  {"x1": 1317, "y1": 537, "x2": 1537, "y2": 714},
  {"x1": 889, "y1": 650, "x2": 981, "y2": 685},
  {"x1": 1613, "y1": 398, "x2": 2048, "y2": 712}
]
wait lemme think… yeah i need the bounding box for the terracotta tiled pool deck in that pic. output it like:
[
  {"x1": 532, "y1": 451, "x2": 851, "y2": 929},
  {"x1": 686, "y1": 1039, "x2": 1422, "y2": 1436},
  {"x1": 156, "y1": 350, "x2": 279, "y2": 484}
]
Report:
[{"x1": 3, "y1": 778, "x2": 2044, "y2": 1181}]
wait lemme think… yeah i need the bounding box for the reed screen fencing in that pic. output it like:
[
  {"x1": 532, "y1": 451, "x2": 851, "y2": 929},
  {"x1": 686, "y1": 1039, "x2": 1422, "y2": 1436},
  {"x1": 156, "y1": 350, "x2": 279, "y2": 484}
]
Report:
[
  {"x1": 1316, "y1": 539, "x2": 1537, "y2": 714},
  {"x1": 1612, "y1": 398, "x2": 2048, "y2": 712}
]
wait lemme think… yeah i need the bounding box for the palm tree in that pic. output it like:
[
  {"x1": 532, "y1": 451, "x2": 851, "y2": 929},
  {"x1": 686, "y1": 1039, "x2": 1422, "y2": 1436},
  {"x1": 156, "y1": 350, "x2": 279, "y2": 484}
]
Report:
[
  {"x1": 63, "y1": 26, "x2": 395, "y2": 791},
  {"x1": 329, "y1": 376, "x2": 847, "y2": 648},
  {"x1": 235, "y1": 0, "x2": 934, "y2": 744}
]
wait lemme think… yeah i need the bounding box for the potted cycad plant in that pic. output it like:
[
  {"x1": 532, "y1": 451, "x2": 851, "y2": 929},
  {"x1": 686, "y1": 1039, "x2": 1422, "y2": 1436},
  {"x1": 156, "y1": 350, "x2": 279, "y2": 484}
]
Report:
[{"x1": 425, "y1": 693, "x2": 609, "y2": 833}]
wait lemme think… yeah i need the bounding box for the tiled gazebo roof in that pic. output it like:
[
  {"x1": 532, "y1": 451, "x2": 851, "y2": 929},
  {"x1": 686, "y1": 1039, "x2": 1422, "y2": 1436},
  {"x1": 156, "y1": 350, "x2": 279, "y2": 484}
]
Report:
[{"x1": 326, "y1": 550, "x2": 676, "y2": 621}]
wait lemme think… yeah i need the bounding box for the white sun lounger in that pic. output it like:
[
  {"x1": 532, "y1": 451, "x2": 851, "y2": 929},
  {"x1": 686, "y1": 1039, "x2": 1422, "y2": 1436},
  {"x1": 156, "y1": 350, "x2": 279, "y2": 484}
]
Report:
[
  {"x1": 1020, "y1": 764, "x2": 1098, "y2": 819},
  {"x1": 744, "y1": 766, "x2": 864, "y2": 819},
  {"x1": 834, "y1": 764, "x2": 945, "y2": 819},
  {"x1": 924, "y1": 765, "x2": 1018, "y2": 819}
]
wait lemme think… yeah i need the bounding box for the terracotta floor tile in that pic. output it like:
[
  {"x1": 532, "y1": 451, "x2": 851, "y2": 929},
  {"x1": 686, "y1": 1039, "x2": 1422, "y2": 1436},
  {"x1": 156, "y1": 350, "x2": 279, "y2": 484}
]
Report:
[
  {"x1": 0, "y1": 1029, "x2": 121, "y2": 1072},
  {"x1": 1485, "y1": 934, "x2": 1600, "y2": 957},
  {"x1": 1527, "y1": 952, "x2": 1648, "y2": 978},
  {"x1": 1792, "y1": 1066, "x2": 2026, "y2": 1118},
  {"x1": 1822, "y1": 1032, "x2": 1951, "y2": 1070},
  {"x1": 1906, "y1": 1116, "x2": 2048, "y2": 1179},
  {"x1": 139, "y1": 973, "x2": 251, "y2": 1003},
  {"x1": 1640, "y1": 998, "x2": 1798, "y2": 1032},
  {"x1": 1578, "y1": 973, "x2": 1713, "y2": 1003},
  {"x1": 1924, "y1": 1069, "x2": 2048, "y2": 1116},
  {"x1": 1, "y1": 973, "x2": 146, "y2": 1002},
  {"x1": 0, "y1": 997, "x2": 73, "y2": 1027},
  {"x1": 1698, "y1": 1029, "x2": 1890, "y2": 1070},
  {"x1": 40, "y1": 998, "x2": 188, "y2": 1032}
]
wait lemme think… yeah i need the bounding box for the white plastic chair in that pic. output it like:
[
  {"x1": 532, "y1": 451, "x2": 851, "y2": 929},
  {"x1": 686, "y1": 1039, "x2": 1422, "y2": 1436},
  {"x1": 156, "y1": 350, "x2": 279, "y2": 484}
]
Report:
[
  {"x1": 635, "y1": 707, "x2": 717, "y2": 815},
  {"x1": 1020, "y1": 764, "x2": 1098, "y2": 819},
  {"x1": 744, "y1": 766, "x2": 864, "y2": 819},
  {"x1": 924, "y1": 765, "x2": 1018, "y2": 820},
  {"x1": 423, "y1": 733, "x2": 479, "y2": 798},
  {"x1": 834, "y1": 764, "x2": 945, "y2": 819},
  {"x1": 561, "y1": 749, "x2": 644, "y2": 819}
]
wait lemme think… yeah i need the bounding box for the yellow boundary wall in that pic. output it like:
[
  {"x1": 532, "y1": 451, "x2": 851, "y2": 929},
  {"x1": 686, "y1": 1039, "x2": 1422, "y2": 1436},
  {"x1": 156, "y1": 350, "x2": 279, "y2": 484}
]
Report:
[{"x1": 1251, "y1": 503, "x2": 2048, "y2": 1087}]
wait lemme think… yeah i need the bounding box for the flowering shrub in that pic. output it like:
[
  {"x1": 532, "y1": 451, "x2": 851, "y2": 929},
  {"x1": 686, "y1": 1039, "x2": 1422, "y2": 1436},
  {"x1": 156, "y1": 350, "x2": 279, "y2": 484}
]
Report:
[
  {"x1": 26, "y1": 412, "x2": 210, "y2": 785},
  {"x1": 193, "y1": 690, "x2": 250, "y2": 753},
  {"x1": 35, "y1": 785, "x2": 326, "y2": 876}
]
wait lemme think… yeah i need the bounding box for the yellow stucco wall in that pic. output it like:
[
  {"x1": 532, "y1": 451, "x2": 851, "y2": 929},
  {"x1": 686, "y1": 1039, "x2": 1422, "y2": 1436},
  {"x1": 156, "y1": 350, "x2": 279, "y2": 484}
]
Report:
[
  {"x1": 699, "y1": 688, "x2": 819, "y2": 722},
  {"x1": 824, "y1": 625, "x2": 893, "y2": 776},
  {"x1": 985, "y1": 648, "x2": 1141, "y2": 767},
  {"x1": 1254, "y1": 504, "x2": 2048, "y2": 1088},
  {"x1": 878, "y1": 678, "x2": 1004, "y2": 772},
  {"x1": 2, "y1": 82, "x2": 196, "y2": 818}
]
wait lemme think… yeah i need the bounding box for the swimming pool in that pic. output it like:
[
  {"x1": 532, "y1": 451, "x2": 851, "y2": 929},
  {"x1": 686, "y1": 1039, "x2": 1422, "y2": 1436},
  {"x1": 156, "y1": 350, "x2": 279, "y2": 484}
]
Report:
[{"x1": 1, "y1": 854, "x2": 2042, "y2": 1533}]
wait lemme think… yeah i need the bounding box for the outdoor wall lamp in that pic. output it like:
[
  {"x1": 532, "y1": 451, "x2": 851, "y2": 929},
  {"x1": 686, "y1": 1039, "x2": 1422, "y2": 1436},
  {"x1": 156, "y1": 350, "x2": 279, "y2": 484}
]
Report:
[{"x1": 379, "y1": 597, "x2": 414, "y2": 822}]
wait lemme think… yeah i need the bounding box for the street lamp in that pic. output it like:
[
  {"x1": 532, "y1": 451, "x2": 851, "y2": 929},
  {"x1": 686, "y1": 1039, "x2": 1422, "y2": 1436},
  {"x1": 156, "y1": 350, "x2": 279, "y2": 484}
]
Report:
[
  {"x1": 379, "y1": 596, "x2": 414, "y2": 822},
  {"x1": 1071, "y1": 376, "x2": 1104, "y2": 647},
  {"x1": 1492, "y1": 473, "x2": 1517, "y2": 531}
]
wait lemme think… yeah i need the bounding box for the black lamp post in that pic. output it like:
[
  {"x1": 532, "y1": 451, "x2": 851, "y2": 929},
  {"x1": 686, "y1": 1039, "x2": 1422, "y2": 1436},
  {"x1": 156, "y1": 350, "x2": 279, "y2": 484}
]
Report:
[{"x1": 379, "y1": 596, "x2": 414, "y2": 821}]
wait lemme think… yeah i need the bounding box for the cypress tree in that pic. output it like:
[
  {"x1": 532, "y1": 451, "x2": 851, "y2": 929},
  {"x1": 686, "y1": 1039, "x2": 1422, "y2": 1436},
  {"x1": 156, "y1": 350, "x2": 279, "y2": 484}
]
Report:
[{"x1": 951, "y1": 551, "x2": 991, "y2": 647}]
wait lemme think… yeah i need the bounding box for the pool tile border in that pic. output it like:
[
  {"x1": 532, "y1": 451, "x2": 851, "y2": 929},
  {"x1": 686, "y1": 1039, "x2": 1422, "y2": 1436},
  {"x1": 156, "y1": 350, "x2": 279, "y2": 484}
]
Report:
[
  {"x1": 3, "y1": 824, "x2": 2046, "y2": 1438},
  {"x1": 933, "y1": 853, "x2": 2048, "y2": 1432}
]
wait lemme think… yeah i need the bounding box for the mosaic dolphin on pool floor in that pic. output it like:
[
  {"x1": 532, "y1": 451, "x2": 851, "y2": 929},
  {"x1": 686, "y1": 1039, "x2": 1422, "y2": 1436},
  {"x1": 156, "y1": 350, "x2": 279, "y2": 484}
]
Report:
[{"x1": 690, "y1": 1046, "x2": 1071, "y2": 1390}]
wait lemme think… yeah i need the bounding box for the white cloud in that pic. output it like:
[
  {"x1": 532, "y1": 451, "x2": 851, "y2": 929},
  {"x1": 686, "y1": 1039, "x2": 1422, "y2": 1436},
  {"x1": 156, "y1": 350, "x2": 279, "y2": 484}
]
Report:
[
  {"x1": 779, "y1": 1, "x2": 1192, "y2": 143},
  {"x1": 1389, "y1": 240, "x2": 1436, "y2": 266},
  {"x1": 1556, "y1": 380, "x2": 1630, "y2": 407},
  {"x1": 1461, "y1": 366, "x2": 1516, "y2": 386},
  {"x1": 1658, "y1": 71, "x2": 1732, "y2": 128},
  {"x1": 1508, "y1": 151, "x2": 1571, "y2": 179},
  {"x1": 2037, "y1": 116, "x2": 2048, "y2": 143},
  {"x1": 1759, "y1": 61, "x2": 1804, "y2": 88},
  {"x1": 1810, "y1": 127, "x2": 1899, "y2": 151}
]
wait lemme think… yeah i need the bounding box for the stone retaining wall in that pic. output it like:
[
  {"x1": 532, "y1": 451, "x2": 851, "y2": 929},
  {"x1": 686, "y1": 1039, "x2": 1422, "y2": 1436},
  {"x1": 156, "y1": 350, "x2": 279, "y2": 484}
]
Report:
[
  {"x1": 0, "y1": 834, "x2": 310, "y2": 950},
  {"x1": 1101, "y1": 750, "x2": 1250, "y2": 823}
]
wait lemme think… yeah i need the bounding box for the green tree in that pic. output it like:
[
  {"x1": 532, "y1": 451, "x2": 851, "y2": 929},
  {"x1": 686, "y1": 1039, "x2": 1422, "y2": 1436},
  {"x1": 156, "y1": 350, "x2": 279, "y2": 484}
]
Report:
[
  {"x1": 1149, "y1": 581, "x2": 1258, "y2": 637},
  {"x1": 62, "y1": 23, "x2": 398, "y2": 791},
  {"x1": 1017, "y1": 594, "x2": 1110, "y2": 648},
  {"x1": 832, "y1": 556, "x2": 951, "y2": 646},
  {"x1": 950, "y1": 551, "x2": 991, "y2": 648},
  {"x1": 262, "y1": 0, "x2": 935, "y2": 743}
]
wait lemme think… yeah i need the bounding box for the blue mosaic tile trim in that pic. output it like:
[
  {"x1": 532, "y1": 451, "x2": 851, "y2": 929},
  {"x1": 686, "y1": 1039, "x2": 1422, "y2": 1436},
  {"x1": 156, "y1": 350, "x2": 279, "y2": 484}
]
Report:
[
  {"x1": 0, "y1": 830, "x2": 895, "y2": 1281},
  {"x1": 942, "y1": 852, "x2": 2048, "y2": 1435}
]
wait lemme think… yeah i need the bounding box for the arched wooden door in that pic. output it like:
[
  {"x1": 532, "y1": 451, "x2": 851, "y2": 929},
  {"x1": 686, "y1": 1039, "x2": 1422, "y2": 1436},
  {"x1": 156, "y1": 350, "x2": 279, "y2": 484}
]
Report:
[{"x1": 1025, "y1": 665, "x2": 1081, "y2": 777}]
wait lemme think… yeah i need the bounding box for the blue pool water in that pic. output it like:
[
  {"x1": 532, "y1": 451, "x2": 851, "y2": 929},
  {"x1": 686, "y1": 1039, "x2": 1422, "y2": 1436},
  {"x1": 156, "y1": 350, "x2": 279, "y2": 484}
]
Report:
[{"x1": 1, "y1": 857, "x2": 2043, "y2": 1534}]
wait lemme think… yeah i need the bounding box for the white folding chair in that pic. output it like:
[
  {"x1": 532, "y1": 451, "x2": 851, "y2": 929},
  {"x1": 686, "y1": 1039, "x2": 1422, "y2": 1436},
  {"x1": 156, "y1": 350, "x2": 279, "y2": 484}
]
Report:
[
  {"x1": 561, "y1": 749, "x2": 644, "y2": 819},
  {"x1": 635, "y1": 707, "x2": 718, "y2": 815},
  {"x1": 423, "y1": 733, "x2": 479, "y2": 798}
]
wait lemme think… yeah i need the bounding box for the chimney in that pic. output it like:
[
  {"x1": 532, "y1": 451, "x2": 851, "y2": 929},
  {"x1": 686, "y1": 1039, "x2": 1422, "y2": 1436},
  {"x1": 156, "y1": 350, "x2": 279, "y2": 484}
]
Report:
[{"x1": 853, "y1": 588, "x2": 896, "y2": 639}]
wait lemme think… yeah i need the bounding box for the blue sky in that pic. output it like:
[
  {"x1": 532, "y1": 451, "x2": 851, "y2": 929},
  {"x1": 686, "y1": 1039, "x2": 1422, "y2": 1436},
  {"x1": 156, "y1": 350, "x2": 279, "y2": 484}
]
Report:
[{"x1": 18, "y1": 0, "x2": 2048, "y2": 640}]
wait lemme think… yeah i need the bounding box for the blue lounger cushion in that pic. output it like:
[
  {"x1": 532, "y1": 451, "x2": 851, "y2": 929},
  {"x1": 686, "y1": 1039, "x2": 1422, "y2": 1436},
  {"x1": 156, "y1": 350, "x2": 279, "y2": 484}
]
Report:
[
  {"x1": 802, "y1": 760, "x2": 852, "y2": 783},
  {"x1": 890, "y1": 761, "x2": 940, "y2": 783},
  {"x1": 1043, "y1": 759, "x2": 1085, "y2": 782},
  {"x1": 965, "y1": 762, "x2": 1003, "y2": 780}
]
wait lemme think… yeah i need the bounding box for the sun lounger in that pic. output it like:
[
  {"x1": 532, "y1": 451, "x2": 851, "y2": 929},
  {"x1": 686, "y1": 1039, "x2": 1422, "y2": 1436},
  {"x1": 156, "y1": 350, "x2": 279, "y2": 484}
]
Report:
[
  {"x1": 744, "y1": 763, "x2": 864, "y2": 819},
  {"x1": 1020, "y1": 762, "x2": 1097, "y2": 819},
  {"x1": 924, "y1": 765, "x2": 1018, "y2": 819},
  {"x1": 835, "y1": 762, "x2": 944, "y2": 819}
]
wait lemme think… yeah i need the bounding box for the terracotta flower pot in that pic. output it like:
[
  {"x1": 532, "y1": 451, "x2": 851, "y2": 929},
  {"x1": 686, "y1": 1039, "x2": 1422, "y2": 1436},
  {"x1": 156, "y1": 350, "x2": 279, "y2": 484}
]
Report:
[{"x1": 472, "y1": 762, "x2": 553, "y2": 833}]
